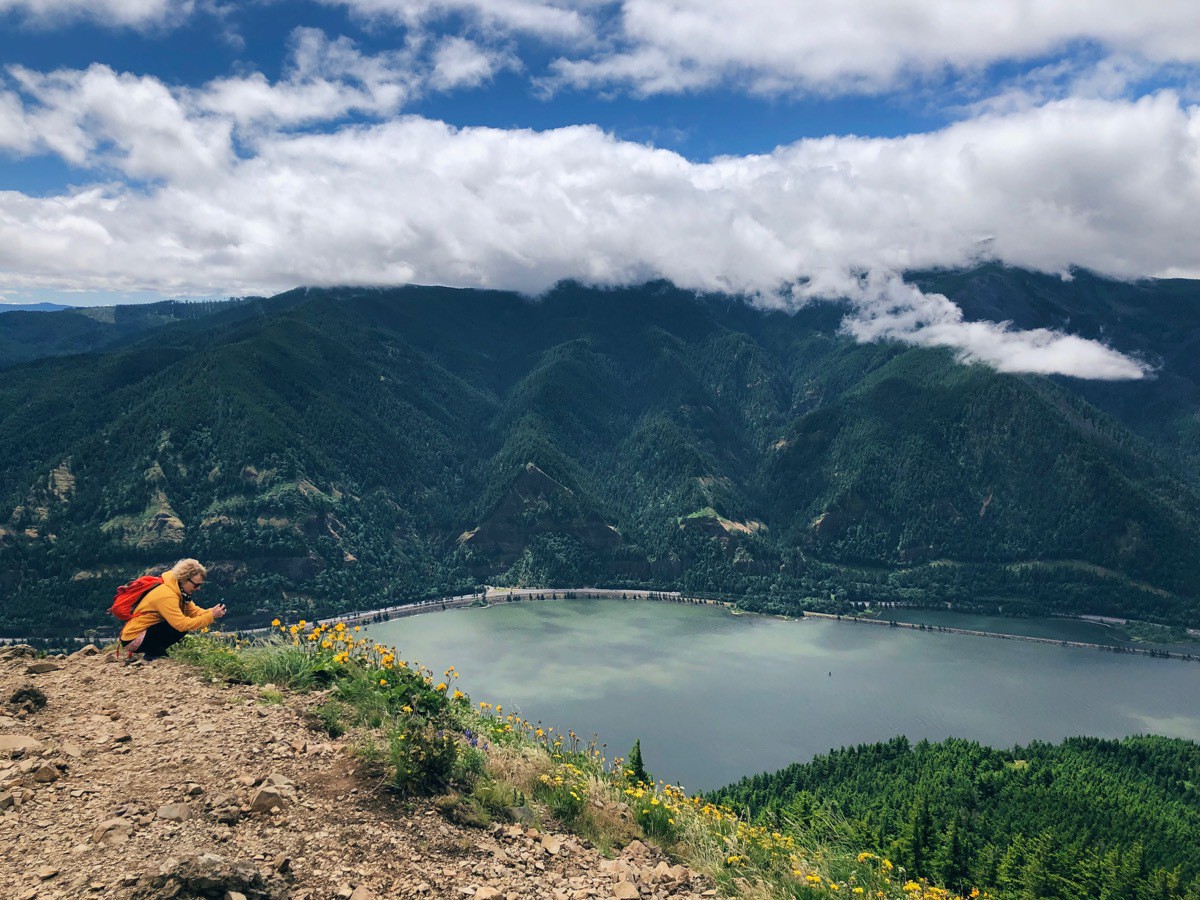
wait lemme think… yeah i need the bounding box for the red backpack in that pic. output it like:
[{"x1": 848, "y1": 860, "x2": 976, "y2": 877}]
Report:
[{"x1": 110, "y1": 575, "x2": 163, "y2": 621}]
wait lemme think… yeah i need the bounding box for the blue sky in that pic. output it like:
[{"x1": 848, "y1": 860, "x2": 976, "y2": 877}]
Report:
[{"x1": 2, "y1": 1, "x2": 1199, "y2": 378}]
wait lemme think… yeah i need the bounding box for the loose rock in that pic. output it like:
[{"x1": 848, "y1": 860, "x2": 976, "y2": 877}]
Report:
[
  {"x1": 32, "y1": 762, "x2": 62, "y2": 783},
  {"x1": 0, "y1": 734, "x2": 44, "y2": 755},
  {"x1": 93, "y1": 818, "x2": 135, "y2": 847},
  {"x1": 156, "y1": 802, "x2": 191, "y2": 822},
  {"x1": 249, "y1": 786, "x2": 290, "y2": 814},
  {"x1": 8, "y1": 685, "x2": 48, "y2": 713}
]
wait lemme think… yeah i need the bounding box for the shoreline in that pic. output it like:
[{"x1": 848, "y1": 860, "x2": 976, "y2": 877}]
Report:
[
  {"x1": 801, "y1": 611, "x2": 1200, "y2": 663},
  {"x1": 309, "y1": 587, "x2": 731, "y2": 630},
  {"x1": 7, "y1": 590, "x2": 1198, "y2": 663},
  {"x1": 318, "y1": 590, "x2": 1200, "y2": 664}
]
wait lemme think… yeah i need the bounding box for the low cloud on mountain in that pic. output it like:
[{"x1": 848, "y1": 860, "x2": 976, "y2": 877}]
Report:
[{"x1": 2, "y1": 3, "x2": 1198, "y2": 378}]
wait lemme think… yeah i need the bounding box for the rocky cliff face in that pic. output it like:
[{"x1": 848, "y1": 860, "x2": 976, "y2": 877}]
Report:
[{"x1": 0, "y1": 646, "x2": 709, "y2": 900}]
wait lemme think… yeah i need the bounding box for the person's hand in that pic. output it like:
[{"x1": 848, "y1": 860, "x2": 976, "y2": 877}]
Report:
[{"x1": 212, "y1": 603, "x2": 227, "y2": 619}]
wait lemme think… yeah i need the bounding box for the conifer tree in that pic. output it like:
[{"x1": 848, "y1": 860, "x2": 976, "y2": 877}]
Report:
[{"x1": 627, "y1": 738, "x2": 650, "y2": 784}]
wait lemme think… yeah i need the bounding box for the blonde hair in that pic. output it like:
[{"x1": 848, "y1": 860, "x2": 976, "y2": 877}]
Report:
[{"x1": 171, "y1": 558, "x2": 207, "y2": 582}]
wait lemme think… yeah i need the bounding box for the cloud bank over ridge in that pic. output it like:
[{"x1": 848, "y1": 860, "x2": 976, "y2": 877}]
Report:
[{"x1": 3, "y1": 3, "x2": 1199, "y2": 379}]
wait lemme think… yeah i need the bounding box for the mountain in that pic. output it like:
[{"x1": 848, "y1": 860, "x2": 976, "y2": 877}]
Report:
[
  {"x1": 917, "y1": 265, "x2": 1200, "y2": 476},
  {"x1": 2, "y1": 270, "x2": 1200, "y2": 637},
  {"x1": 0, "y1": 302, "x2": 72, "y2": 313},
  {"x1": 0, "y1": 297, "x2": 257, "y2": 369},
  {"x1": 712, "y1": 734, "x2": 1200, "y2": 899}
]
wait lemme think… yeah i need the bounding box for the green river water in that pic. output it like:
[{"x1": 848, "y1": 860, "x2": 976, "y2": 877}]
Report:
[{"x1": 369, "y1": 599, "x2": 1200, "y2": 791}]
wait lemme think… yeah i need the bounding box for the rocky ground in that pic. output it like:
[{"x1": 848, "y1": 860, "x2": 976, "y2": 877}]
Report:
[{"x1": 0, "y1": 645, "x2": 713, "y2": 900}]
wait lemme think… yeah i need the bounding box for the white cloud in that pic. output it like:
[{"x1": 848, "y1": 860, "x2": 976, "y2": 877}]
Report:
[
  {"x1": 3, "y1": 76, "x2": 1198, "y2": 378},
  {"x1": 0, "y1": 0, "x2": 190, "y2": 28},
  {"x1": 193, "y1": 29, "x2": 418, "y2": 129},
  {"x1": 9, "y1": 64, "x2": 233, "y2": 182},
  {"x1": 821, "y1": 270, "x2": 1150, "y2": 380},
  {"x1": 323, "y1": 0, "x2": 594, "y2": 41},
  {"x1": 0, "y1": 27, "x2": 473, "y2": 169},
  {"x1": 6, "y1": 1, "x2": 1200, "y2": 109},
  {"x1": 546, "y1": 1, "x2": 1200, "y2": 96},
  {"x1": 0, "y1": 90, "x2": 35, "y2": 153},
  {"x1": 430, "y1": 36, "x2": 517, "y2": 90}
]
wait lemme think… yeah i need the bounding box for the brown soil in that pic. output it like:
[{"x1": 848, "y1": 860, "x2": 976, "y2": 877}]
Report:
[{"x1": 0, "y1": 646, "x2": 712, "y2": 900}]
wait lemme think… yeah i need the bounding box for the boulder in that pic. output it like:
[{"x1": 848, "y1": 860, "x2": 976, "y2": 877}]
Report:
[
  {"x1": 623, "y1": 840, "x2": 649, "y2": 859},
  {"x1": 156, "y1": 802, "x2": 191, "y2": 822},
  {"x1": 0, "y1": 734, "x2": 43, "y2": 755},
  {"x1": 93, "y1": 818, "x2": 135, "y2": 847},
  {"x1": 32, "y1": 762, "x2": 62, "y2": 783},
  {"x1": 205, "y1": 792, "x2": 245, "y2": 825},
  {"x1": 25, "y1": 661, "x2": 61, "y2": 675},
  {"x1": 8, "y1": 685, "x2": 48, "y2": 713},
  {"x1": 248, "y1": 786, "x2": 289, "y2": 814},
  {"x1": 612, "y1": 882, "x2": 641, "y2": 900},
  {"x1": 262, "y1": 773, "x2": 296, "y2": 792},
  {"x1": 132, "y1": 853, "x2": 288, "y2": 900},
  {"x1": 69, "y1": 645, "x2": 100, "y2": 660}
]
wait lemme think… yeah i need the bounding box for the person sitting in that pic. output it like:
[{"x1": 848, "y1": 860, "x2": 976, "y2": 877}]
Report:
[{"x1": 117, "y1": 558, "x2": 226, "y2": 660}]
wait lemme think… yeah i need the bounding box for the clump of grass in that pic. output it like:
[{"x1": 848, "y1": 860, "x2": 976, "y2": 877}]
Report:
[
  {"x1": 168, "y1": 632, "x2": 251, "y2": 681},
  {"x1": 312, "y1": 698, "x2": 350, "y2": 737}
]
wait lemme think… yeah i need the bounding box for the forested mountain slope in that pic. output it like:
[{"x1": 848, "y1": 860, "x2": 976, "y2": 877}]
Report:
[
  {"x1": 3, "y1": 270, "x2": 1199, "y2": 636},
  {"x1": 0, "y1": 297, "x2": 255, "y2": 369},
  {"x1": 712, "y1": 734, "x2": 1200, "y2": 900}
]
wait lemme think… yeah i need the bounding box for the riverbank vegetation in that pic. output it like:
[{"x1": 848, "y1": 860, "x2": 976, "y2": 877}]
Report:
[
  {"x1": 170, "y1": 623, "x2": 986, "y2": 899},
  {"x1": 714, "y1": 735, "x2": 1200, "y2": 900},
  {"x1": 1113, "y1": 620, "x2": 1200, "y2": 646}
]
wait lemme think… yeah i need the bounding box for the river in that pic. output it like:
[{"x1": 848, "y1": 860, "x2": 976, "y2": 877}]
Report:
[{"x1": 368, "y1": 599, "x2": 1200, "y2": 791}]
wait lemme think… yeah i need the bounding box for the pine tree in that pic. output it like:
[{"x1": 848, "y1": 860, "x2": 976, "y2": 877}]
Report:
[
  {"x1": 627, "y1": 739, "x2": 650, "y2": 784},
  {"x1": 932, "y1": 817, "x2": 971, "y2": 890}
]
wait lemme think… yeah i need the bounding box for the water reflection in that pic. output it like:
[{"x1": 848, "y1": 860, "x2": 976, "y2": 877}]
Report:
[{"x1": 370, "y1": 599, "x2": 1200, "y2": 790}]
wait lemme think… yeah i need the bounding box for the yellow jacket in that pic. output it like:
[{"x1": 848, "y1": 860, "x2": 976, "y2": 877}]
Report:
[{"x1": 119, "y1": 570, "x2": 215, "y2": 641}]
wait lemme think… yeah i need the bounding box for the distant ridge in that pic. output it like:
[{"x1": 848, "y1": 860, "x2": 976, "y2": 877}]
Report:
[{"x1": 0, "y1": 302, "x2": 71, "y2": 313}]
